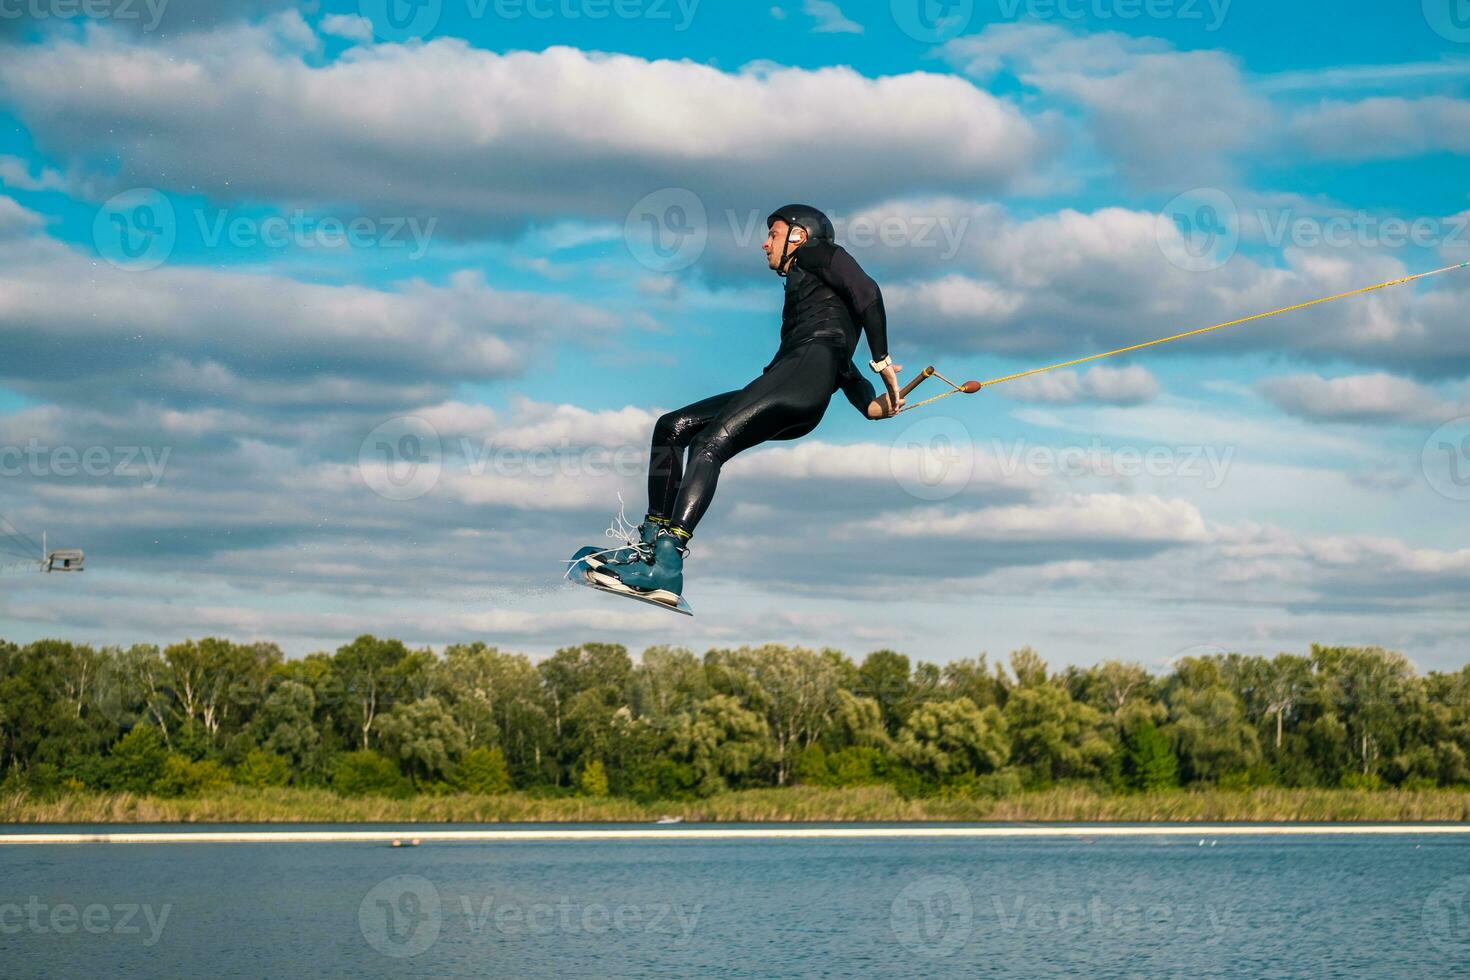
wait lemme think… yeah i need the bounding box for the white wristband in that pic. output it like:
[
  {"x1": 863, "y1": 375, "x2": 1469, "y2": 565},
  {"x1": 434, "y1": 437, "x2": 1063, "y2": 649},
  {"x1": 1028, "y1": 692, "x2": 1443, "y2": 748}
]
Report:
[{"x1": 869, "y1": 355, "x2": 892, "y2": 374}]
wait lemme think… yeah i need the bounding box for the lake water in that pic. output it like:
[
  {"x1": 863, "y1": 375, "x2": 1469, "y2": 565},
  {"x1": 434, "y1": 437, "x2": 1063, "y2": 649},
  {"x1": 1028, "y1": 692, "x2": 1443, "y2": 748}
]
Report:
[{"x1": 3, "y1": 824, "x2": 1469, "y2": 978}]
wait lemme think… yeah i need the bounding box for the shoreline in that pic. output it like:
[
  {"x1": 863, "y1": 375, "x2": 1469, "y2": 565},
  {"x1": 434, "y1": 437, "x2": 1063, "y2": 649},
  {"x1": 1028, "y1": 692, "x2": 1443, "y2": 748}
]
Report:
[
  {"x1": 4, "y1": 822, "x2": 1470, "y2": 845},
  {"x1": 7, "y1": 785, "x2": 1470, "y2": 826}
]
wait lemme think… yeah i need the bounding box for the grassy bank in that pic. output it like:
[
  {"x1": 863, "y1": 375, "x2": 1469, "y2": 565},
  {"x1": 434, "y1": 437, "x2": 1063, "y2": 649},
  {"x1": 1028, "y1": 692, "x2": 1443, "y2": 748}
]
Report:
[{"x1": 6, "y1": 785, "x2": 1470, "y2": 824}]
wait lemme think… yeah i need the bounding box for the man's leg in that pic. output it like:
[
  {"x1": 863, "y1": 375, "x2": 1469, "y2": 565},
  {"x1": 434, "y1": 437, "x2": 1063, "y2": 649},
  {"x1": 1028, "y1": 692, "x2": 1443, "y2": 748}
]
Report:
[
  {"x1": 668, "y1": 346, "x2": 833, "y2": 536},
  {"x1": 648, "y1": 391, "x2": 739, "y2": 521}
]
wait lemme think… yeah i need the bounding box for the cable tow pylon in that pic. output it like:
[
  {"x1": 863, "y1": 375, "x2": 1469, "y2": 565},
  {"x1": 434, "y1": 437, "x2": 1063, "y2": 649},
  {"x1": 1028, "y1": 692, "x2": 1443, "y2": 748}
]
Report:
[{"x1": 895, "y1": 261, "x2": 1470, "y2": 415}]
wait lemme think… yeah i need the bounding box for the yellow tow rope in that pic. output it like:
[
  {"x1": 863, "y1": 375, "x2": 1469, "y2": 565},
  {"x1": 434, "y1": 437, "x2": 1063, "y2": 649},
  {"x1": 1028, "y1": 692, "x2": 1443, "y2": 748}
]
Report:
[{"x1": 897, "y1": 261, "x2": 1470, "y2": 415}]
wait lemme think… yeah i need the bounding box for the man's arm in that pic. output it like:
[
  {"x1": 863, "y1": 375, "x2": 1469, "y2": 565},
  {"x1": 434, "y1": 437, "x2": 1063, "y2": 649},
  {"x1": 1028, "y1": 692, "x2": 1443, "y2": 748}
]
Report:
[
  {"x1": 795, "y1": 243, "x2": 889, "y2": 363},
  {"x1": 837, "y1": 360, "x2": 884, "y2": 419},
  {"x1": 797, "y1": 243, "x2": 902, "y2": 414}
]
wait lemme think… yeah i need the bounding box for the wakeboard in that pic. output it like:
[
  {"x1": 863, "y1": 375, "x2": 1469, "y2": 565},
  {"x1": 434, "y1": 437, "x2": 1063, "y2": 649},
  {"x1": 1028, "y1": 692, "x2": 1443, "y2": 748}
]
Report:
[{"x1": 566, "y1": 546, "x2": 694, "y2": 617}]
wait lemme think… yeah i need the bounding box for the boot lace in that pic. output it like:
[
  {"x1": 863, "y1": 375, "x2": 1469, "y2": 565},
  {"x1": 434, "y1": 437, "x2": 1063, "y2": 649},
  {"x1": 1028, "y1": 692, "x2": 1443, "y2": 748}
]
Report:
[{"x1": 563, "y1": 493, "x2": 652, "y2": 579}]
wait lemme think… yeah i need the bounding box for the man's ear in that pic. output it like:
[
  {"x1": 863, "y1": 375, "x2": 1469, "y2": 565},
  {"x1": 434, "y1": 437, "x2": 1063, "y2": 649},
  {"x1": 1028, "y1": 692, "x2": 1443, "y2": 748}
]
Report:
[{"x1": 787, "y1": 227, "x2": 807, "y2": 245}]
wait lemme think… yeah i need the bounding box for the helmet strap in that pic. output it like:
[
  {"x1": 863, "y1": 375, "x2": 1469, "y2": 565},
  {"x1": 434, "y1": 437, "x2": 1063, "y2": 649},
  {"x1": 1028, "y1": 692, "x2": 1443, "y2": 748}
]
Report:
[{"x1": 775, "y1": 227, "x2": 803, "y2": 278}]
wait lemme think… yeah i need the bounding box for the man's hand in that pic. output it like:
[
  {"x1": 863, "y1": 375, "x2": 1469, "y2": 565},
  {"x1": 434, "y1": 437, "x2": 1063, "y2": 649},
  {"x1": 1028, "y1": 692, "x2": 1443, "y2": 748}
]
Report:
[
  {"x1": 878, "y1": 363, "x2": 904, "y2": 418},
  {"x1": 864, "y1": 364, "x2": 907, "y2": 419}
]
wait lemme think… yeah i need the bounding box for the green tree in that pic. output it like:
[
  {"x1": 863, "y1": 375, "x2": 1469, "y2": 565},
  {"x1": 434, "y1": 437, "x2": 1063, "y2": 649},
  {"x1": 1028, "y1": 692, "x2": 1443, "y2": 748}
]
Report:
[
  {"x1": 233, "y1": 749, "x2": 290, "y2": 788},
  {"x1": 252, "y1": 680, "x2": 320, "y2": 775},
  {"x1": 456, "y1": 747, "x2": 512, "y2": 795},
  {"x1": 105, "y1": 725, "x2": 169, "y2": 794},
  {"x1": 857, "y1": 650, "x2": 914, "y2": 734},
  {"x1": 896, "y1": 699, "x2": 1009, "y2": 781},
  {"x1": 1124, "y1": 722, "x2": 1178, "y2": 791},
  {"x1": 671, "y1": 694, "x2": 771, "y2": 795},
  {"x1": 154, "y1": 755, "x2": 230, "y2": 797},
  {"x1": 1165, "y1": 661, "x2": 1262, "y2": 784},
  {"x1": 376, "y1": 697, "x2": 467, "y2": 787},
  {"x1": 1003, "y1": 684, "x2": 1113, "y2": 784},
  {"x1": 331, "y1": 636, "x2": 431, "y2": 750},
  {"x1": 333, "y1": 750, "x2": 412, "y2": 798},
  {"x1": 579, "y1": 759, "x2": 610, "y2": 796}
]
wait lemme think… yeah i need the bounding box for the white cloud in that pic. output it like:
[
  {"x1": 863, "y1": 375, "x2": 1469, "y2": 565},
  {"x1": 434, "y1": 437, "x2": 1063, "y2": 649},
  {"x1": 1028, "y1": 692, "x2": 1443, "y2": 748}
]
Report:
[
  {"x1": 0, "y1": 195, "x2": 43, "y2": 238},
  {"x1": 882, "y1": 204, "x2": 1470, "y2": 378},
  {"x1": 1259, "y1": 372, "x2": 1464, "y2": 425},
  {"x1": 0, "y1": 155, "x2": 67, "y2": 193},
  {"x1": 1292, "y1": 96, "x2": 1470, "y2": 160},
  {"x1": 804, "y1": 0, "x2": 862, "y2": 34},
  {"x1": 0, "y1": 231, "x2": 618, "y2": 403},
  {"x1": 942, "y1": 23, "x2": 1268, "y2": 184},
  {"x1": 318, "y1": 14, "x2": 375, "y2": 43},
  {"x1": 0, "y1": 20, "x2": 1043, "y2": 234},
  {"x1": 1009, "y1": 365, "x2": 1160, "y2": 406}
]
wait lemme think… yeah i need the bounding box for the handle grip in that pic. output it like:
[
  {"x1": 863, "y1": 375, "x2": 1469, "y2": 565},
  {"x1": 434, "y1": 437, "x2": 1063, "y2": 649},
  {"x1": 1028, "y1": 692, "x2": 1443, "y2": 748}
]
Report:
[{"x1": 899, "y1": 366, "x2": 936, "y2": 398}]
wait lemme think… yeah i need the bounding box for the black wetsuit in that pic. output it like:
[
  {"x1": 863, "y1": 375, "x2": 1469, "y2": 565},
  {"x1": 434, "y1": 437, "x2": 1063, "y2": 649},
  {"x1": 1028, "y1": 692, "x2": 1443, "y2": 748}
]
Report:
[{"x1": 649, "y1": 241, "x2": 889, "y2": 534}]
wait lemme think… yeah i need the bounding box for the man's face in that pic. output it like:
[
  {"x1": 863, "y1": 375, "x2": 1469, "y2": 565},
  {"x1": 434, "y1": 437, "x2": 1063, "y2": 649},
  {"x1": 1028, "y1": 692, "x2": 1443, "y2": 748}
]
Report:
[{"x1": 763, "y1": 220, "x2": 806, "y2": 271}]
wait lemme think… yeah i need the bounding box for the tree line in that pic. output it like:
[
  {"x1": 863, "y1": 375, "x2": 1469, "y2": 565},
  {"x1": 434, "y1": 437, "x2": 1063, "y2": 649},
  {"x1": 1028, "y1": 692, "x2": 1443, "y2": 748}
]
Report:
[{"x1": 2, "y1": 636, "x2": 1467, "y2": 801}]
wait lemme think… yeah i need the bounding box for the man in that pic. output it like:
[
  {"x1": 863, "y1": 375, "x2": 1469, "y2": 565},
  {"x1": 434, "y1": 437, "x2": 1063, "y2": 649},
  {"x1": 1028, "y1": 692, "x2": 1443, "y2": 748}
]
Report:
[{"x1": 586, "y1": 204, "x2": 902, "y2": 609}]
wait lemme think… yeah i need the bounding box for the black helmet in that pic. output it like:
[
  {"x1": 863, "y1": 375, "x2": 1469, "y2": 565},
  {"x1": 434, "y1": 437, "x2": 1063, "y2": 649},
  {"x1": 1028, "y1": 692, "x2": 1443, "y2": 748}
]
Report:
[
  {"x1": 767, "y1": 204, "x2": 834, "y2": 277},
  {"x1": 766, "y1": 204, "x2": 835, "y2": 243}
]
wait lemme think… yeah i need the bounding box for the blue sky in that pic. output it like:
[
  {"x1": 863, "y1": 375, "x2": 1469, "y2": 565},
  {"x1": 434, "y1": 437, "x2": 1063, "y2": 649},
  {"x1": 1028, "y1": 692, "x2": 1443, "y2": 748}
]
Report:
[{"x1": 0, "y1": 0, "x2": 1468, "y2": 672}]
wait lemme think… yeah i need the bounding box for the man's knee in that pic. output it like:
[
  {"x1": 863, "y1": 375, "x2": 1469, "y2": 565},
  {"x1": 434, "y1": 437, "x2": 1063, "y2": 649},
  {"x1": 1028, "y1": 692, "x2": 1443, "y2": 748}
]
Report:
[
  {"x1": 653, "y1": 411, "x2": 687, "y2": 447},
  {"x1": 687, "y1": 430, "x2": 734, "y2": 466}
]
